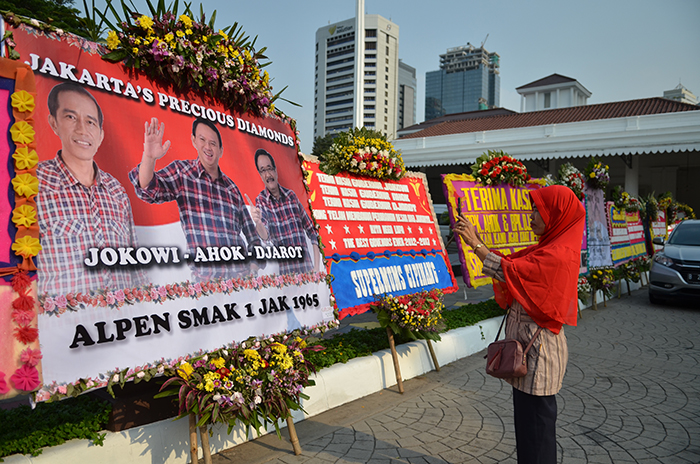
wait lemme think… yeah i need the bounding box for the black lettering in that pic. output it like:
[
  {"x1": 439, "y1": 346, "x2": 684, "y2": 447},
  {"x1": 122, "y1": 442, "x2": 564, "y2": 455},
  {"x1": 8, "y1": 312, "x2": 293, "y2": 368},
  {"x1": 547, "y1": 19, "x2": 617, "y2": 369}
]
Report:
[
  {"x1": 114, "y1": 318, "x2": 132, "y2": 340},
  {"x1": 225, "y1": 303, "x2": 240, "y2": 320},
  {"x1": 245, "y1": 303, "x2": 255, "y2": 318},
  {"x1": 268, "y1": 297, "x2": 280, "y2": 313},
  {"x1": 277, "y1": 296, "x2": 290, "y2": 312},
  {"x1": 191, "y1": 308, "x2": 210, "y2": 326},
  {"x1": 95, "y1": 321, "x2": 114, "y2": 343},
  {"x1": 211, "y1": 306, "x2": 226, "y2": 324},
  {"x1": 152, "y1": 313, "x2": 170, "y2": 334},
  {"x1": 133, "y1": 315, "x2": 151, "y2": 337},
  {"x1": 259, "y1": 298, "x2": 268, "y2": 315},
  {"x1": 178, "y1": 310, "x2": 192, "y2": 329},
  {"x1": 69, "y1": 324, "x2": 95, "y2": 348}
]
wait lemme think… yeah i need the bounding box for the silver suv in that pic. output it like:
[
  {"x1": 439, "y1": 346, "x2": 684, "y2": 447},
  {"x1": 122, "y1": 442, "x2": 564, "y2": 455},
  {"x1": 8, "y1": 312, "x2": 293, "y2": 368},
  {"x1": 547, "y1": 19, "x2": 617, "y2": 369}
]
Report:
[{"x1": 649, "y1": 219, "x2": 700, "y2": 303}]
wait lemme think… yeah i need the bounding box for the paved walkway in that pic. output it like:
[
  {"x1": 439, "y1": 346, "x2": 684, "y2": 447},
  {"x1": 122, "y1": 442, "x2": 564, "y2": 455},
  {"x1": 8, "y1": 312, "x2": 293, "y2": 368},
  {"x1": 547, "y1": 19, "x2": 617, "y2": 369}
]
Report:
[{"x1": 212, "y1": 288, "x2": 700, "y2": 464}]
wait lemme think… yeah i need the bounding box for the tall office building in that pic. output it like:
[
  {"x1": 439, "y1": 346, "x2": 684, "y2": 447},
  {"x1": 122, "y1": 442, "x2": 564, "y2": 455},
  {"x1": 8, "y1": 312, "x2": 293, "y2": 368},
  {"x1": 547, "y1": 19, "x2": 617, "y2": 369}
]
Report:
[
  {"x1": 314, "y1": 15, "x2": 399, "y2": 139},
  {"x1": 425, "y1": 44, "x2": 500, "y2": 121},
  {"x1": 397, "y1": 59, "x2": 417, "y2": 130}
]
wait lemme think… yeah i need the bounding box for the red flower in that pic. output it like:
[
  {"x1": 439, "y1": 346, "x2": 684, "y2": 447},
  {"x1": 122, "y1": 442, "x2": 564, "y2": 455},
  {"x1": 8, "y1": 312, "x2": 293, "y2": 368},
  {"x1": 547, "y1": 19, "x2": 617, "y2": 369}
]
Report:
[
  {"x1": 0, "y1": 371, "x2": 9, "y2": 395},
  {"x1": 20, "y1": 348, "x2": 42, "y2": 367},
  {"x1": 11, "y1": 272, "x2": 31, "y2": 293},
  {"x1": 12, "y1": 294, "x2": 34, "y2": 311},
  {"x1": 12, "y1": 309, "x2": 34, "y2": 326},
  {"x1": 14, "y1": 325, "x2": 39, "y2": 344},
  {"x1": 10, "y1": 365, "x2": 40, "y2": 391}
]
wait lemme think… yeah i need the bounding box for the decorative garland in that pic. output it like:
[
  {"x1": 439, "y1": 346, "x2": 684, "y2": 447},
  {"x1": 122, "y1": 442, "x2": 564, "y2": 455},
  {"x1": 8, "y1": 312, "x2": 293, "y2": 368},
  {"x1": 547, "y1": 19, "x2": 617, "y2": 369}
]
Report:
[
  {"x1": 0, "y1": 59, "x2": 42, "y2": 397},
  {"x1": 370, "y1": 288, "x2": 445, "y2": 341},
  {"x1": 39, "y1": 271, "x2": 328, "y2": 315},
  {"x1": 470, "y1": 150, "x2": 531, "y2": 187}
]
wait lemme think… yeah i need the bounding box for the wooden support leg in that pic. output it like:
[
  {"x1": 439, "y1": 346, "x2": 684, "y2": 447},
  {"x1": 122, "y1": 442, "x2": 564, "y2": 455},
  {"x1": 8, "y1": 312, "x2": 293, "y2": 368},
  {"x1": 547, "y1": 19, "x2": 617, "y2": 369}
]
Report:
[
  {"x1": 286, "y1": 416, "x2": 302, "y2": 455},
  {"x1": 427, "y1": 339, "x2": 440, "y2": 372},
  {"x1": 387, "y1": 327, "x2": 404, "y2": 394},
  {"x1": 199, "y1": 425, "x2": 212, "y2": 464},
  {"x1": 604, "y1": 290, "x2": 607, "y2": 307},
  {"x1": 617, "y1": 279, "x2": 622, "y2": 298},
  {"x1": 189, "y1": 414, "x2": 198, "y2": 464},
  {"x1": 626, "y1": 279, "x2": 631, "y2": 296},
  {"x1": 592, "y1": 290, "x2": 597, "y2": 311},
  {"x1": 577, "y1": 299, "x2": 582, "y2": 319}
]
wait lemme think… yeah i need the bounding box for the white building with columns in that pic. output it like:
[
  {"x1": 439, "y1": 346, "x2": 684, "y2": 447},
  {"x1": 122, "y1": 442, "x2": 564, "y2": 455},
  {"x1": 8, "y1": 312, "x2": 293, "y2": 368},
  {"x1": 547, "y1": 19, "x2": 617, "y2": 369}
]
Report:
[{"x1": 517, "y1": 74, "x2": 591, "y2": 112}]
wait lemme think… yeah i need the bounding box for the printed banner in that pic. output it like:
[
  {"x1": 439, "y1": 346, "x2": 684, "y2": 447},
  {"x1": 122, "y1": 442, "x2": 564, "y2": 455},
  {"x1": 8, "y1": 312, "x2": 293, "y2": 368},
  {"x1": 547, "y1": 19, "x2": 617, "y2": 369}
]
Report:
[
  {"x1": 606, "y1": 203, "x2": 646, "y2": 265},
  {"x1": 649, "y1": 210, "x2": 668, "y2": 253},
  {"x1": 585, "y1": 186, "x2": 613, "y2": 268},
  {"x1": 10, "y1": 25, "x2": 333, "y2": 399},
  {"x1": 442, "y1": 174, "x2": 543, "y2": 288},
  {"x1": 303, "y1": 160, "x2": 457, "y2": 318}
]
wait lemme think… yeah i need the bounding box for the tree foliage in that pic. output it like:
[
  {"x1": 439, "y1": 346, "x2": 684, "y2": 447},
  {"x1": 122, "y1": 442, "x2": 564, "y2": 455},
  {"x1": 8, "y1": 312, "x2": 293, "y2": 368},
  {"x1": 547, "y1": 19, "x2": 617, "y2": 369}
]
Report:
[{"x1": 0, "y1": 0, "x2": 90, "y2": 37}]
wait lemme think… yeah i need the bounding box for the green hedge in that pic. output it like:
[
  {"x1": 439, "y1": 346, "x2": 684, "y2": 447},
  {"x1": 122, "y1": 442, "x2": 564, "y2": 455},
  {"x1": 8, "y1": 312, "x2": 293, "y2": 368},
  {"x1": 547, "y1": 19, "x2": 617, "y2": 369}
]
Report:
[{"x1": 0, "y1": 395, "x2": 111, "y2": 459}]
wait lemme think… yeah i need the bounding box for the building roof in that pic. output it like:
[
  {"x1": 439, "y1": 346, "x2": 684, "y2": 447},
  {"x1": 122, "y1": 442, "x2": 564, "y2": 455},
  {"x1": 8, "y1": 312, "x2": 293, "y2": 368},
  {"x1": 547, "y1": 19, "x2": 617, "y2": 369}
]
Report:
[
  {"x1": 401, "y1": 97, "x2": 699, "y2": 140},
  {"x1": 516, "y1": 73, "x2": 577, "y2": 90},
  {"x1": 397, "y1": 108, "x2": 517, "y2": 137}
]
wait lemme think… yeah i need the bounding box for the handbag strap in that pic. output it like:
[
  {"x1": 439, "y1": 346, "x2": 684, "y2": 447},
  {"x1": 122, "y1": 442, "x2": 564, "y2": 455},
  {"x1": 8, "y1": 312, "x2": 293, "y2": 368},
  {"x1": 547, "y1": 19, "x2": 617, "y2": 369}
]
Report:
[{"x1": 493, "y1": 306, "x2": 544, "y2": 353}]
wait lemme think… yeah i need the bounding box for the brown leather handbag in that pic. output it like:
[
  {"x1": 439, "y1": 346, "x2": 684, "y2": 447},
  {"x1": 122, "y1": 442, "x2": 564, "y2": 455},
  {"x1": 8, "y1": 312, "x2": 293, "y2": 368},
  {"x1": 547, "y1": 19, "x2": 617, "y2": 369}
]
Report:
[{"x1": 485, "y1": 309, "x2": 542, "y2": 379}]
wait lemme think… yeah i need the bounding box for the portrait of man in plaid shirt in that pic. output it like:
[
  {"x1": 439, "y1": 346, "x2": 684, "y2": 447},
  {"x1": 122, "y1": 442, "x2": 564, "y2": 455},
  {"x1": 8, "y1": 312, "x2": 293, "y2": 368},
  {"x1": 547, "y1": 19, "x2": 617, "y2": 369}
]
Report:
[
  {"x1": 129, "y1": 117, "x2": 262, "y2": 281},
  {"x1": 252, "y1": 149, "x2": 321, "y2": 275},
  {"x1": 37, "y1": 83, "x2": 144, "y2": 296}
]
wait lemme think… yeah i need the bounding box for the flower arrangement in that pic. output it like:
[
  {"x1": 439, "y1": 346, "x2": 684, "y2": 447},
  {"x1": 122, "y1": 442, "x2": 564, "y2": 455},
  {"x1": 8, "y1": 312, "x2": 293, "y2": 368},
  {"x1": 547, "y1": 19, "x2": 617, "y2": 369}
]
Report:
[
  {"x1": 617, "y1": 260, "x2": 641, "y2": 284},
  {"x1": 319, "y1": 127, "x2": 405, "y2": 181},
  {"x1": 611, "y1": 186, "x2": 631, "y2": 212},
  {"x1": 101, "y1": 5, "x2": 277, "y2": 117},
  {"x1": 577, "y1": 276, "x2": 592, "y2": 304},
  {"x1": 676, "y1": 202, "x2": 696, "y2": 220},
  {"x1": 370, "y1": 289, "x2": 445, "y2": 341},
  {"x1": 157, "y1": 331, "x2": 323, "y2": 434},
  {"x1": 641, "y1": 193, "x2": 659, "y2": 221},
  {"x1": 588, "y1": 267, "x2": 616, "y2": 299},
  {"x1": 657, "y1": 192, "x2": 677, "y2": 223},
  {"x1": 584, "y1": 158, "x2": 609, "y2": 190},
  {"x1": 557, "y1": 163, "x2": 585, "y2": 200},
  {"x1": 633, "y1": 255, "x2": 651, "y2": 274},
  {"x1": 471, "y1": 150, "x2": 531, "y2": 187}
]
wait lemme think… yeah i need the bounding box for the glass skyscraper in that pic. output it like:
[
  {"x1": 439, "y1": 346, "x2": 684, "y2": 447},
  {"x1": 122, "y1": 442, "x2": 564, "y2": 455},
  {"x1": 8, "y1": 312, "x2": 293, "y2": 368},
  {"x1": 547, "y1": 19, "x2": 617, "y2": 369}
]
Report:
[{"x1": 425, "y1": 45, "x2": 500, "y2": 121}]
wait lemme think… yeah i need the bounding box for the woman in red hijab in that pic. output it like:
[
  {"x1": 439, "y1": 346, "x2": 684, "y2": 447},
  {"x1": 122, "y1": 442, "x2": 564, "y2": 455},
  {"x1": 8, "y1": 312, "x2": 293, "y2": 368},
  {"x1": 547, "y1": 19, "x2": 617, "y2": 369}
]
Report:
[{"x1": 455, "y1": 185, "x2": 585, "y2": 464}]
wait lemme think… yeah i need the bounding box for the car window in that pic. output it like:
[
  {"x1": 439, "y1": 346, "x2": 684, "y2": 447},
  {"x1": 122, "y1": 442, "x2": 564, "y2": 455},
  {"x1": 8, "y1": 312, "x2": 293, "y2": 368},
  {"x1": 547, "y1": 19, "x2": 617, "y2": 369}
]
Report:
[{"x1": 668, "y1": 223, "x2": 700, "y2": 246}]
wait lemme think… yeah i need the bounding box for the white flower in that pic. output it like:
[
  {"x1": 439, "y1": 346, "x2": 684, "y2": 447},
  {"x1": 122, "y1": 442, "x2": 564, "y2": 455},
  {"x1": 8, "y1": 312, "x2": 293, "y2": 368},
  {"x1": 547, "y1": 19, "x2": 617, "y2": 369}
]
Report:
[
  {"x1": 213, "y1": 394, "x2": 222, "y2": 402},
  {"x1": 359, "y1": 162, "x2": 367, "y2": 169},
  {"x1": 221, "y1": 350, "x2": 228, "y2": 357},
  {"x1": 157, "y1": 365, "x2": 165, "y2": 374},
  {"x1": 254, "y1": 395, "x2": 262, "y2": 405},
  {"x1": 137, "y1": 371, "x2": 145, "y2": 379},
  {"x1": 202, "y1": 354, "x2": 208, "y2": 362},
  {"x1": 30, "y1": 19, "x2": 39, "y2": 26},
  {"x1": 350, "y1": 159, "x2": 358, "y2": 167},
  {"x1": 112, "y1": 374, "x2": 120, "y2": 383}
]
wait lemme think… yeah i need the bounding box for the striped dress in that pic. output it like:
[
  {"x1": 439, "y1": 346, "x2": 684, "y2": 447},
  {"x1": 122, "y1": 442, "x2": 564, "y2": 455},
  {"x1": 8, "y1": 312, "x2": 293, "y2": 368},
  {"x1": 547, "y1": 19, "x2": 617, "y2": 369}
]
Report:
[{"x1": 483, "y1": 253, "x2": 569, "y2": 396}]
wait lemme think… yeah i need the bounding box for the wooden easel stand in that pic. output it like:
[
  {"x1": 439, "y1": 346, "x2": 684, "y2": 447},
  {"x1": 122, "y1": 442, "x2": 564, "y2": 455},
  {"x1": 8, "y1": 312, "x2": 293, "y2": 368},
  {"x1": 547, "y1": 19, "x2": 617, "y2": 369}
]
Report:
[
  {"x1": 287, "y1": 416, "x2": 302, "y2": 455},
  {"x1": 386, "y1": 327, "x2": 404, "y2": 394},
  {"x1": 426, "y1": 339, "x2": 440, "y2": 371}
]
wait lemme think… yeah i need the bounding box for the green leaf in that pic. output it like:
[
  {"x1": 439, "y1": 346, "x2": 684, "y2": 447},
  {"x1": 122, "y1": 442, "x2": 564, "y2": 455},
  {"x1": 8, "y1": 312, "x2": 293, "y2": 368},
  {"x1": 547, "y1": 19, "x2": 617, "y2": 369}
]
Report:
[{"x1": 102, "y1": 49, "x2": 128, "y2": 62}]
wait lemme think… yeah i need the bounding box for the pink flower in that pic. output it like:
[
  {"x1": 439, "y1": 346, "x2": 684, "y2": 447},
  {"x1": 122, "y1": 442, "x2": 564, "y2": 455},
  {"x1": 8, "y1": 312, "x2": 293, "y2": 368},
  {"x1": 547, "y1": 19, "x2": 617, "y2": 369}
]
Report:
[
  {"x1": 188, "y1": 285, "x2": 196, "y2": 296},
  {"x1": 0, "y1": 372, "x2": 9, "y2": 395},
  {"x1": 115, "y1": 290, "x2": 126, "y2": 302},
  {"x1": 151, "y1": 288, "x2": 160, "y2": 300},
  {"x1": 12, "y1": 309, "x2": 34, "y2": 326},
  {"x1": 43, "y1": 297, "x2": 56, "y2": 313},
  {"x1": 158, "y1": 286, "x2": 167, "y2": 297},
  {"x1": 55, "y1": 295, "x2": 68, "y2": 308},
  {"x1": 193, "y1": 283, "x2": 202, "y2": 294},
  {"x1": 20, "y1": 348, "x2": 42, "y2": 366},
  {"x1": 106, "y1": 293, "x2": 116, "y2": 305},
  {"x1": 57, "y1": 385, "x2": 67, "y2": 395},
  {"x1": 10, "y1": 365, "x2": 40, "y2": 391}
]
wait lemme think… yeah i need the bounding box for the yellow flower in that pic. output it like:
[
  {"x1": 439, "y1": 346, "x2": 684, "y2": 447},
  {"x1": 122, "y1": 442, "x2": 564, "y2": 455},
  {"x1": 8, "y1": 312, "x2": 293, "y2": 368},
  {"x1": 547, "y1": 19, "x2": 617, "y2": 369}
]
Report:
[
  {"x1": 11, "y1": 90, "x2": 35, "y2": 113},
  {"x1": 12, "y1": 147, "x2": 38, "y2": 170},
  {"x1": 211, "y1": 357, "x2": 225, "y2": 369},
  {"x1": 11, "y1": 235, "x2": 42, "y2": 258},
  {"x1": 132, "y1": 47, "x2": 139, "y2": 54},
  {"x1": 218, "y1": 29, "x2": 228, "y2": 40},
  {"x1": 271, "y1": 342, "x2": 287, "y2": 354},
  {"x1": 12, "y1": 204, "x2": 37, "y2": 228},
  {"x1": 164, "y1": 32, "x2": 174, "y2": 43},
  {"x1": 202, "y1": 36, "x2": 208, "y2": 42},
  {"x1": 134, "y1": 38, "x2": 141, "y2": 45},
  {"x1": 106, "y1": 30, "x2": 120, "y2": 50},
  {"x1": 12, "y1": 173, "x2": 39, "y2": 197},
  {"x1": 176, "y1": 30, "x2": 185, "y2": 38},
  {"x1": 185, "y1": 28, "x2": 193, "y2": 35},
  {"x1": 138, "y1": 15, "x2": 154, "y2": 30},
  {"x1": 177, "y1": 362, "x2": 194, "y2": 379},
  {"x1": 10, "y1": 121, "x2": 35, "y2": 144},
  {"x1": 589, "y1": 172, "x2": 595, "y2": 178},
  {"x1": 179, "y1": 14, "x2": 193, "y2": 28},
  {"x1": 244, "y1": 349, "x2": 261, "y2": 361}
]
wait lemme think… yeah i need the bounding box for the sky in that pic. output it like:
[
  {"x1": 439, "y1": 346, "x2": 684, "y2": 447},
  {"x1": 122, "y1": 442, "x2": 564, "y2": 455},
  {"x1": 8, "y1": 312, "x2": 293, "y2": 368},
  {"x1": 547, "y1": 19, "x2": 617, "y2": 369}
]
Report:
[{"x1": 87, "y1": 0, "x2": 700, "y2": 154}]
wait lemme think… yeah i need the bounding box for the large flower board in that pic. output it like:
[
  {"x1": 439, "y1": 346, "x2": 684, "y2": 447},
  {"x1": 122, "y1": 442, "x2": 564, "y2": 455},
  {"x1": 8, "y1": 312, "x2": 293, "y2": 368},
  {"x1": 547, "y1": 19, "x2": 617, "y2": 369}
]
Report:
[
  {"x1": 2, "y1": 24, "x2": 334, "y2": 401},
  {"x1": 303, "y1": 159, "x2": 457, "y2": 319}
]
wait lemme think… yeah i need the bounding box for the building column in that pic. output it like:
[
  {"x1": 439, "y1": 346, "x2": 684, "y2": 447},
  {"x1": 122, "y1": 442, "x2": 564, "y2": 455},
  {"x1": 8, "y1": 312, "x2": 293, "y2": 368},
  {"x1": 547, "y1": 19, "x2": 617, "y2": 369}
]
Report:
[{"x1": 624, "y1": 156, "x2": 639, "y2": 196}]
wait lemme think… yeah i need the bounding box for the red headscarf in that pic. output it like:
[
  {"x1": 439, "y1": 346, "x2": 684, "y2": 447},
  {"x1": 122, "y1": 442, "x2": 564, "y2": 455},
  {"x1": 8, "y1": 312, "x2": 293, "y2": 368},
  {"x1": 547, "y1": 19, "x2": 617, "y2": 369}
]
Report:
[{"x1": 493, "y1": 185, "x2": 585, "y2": 334}]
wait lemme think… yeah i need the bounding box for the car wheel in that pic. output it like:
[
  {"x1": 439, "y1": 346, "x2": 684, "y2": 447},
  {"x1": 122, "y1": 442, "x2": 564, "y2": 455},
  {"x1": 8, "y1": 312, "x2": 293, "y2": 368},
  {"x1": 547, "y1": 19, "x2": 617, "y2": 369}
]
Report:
[{"x1": 649, "y1": 292, "x2": 664, "y2": 304}]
